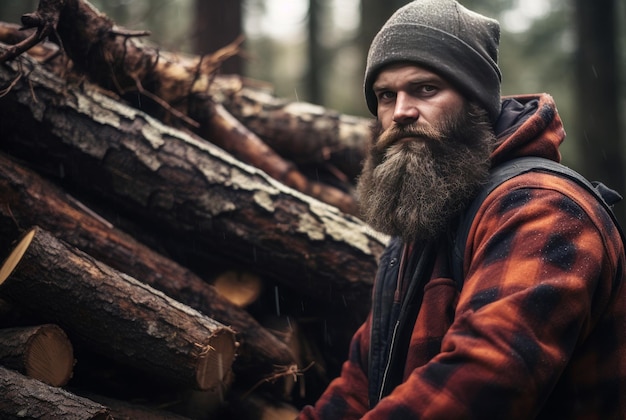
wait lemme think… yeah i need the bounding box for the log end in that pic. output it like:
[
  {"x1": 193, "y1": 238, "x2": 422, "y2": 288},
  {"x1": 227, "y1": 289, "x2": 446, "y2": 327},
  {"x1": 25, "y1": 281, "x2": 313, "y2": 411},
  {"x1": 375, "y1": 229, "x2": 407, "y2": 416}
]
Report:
[
  {"x1": 26, "y1": 324, "x2": 74, "y2": 387},
  {"x1": 212, "y1": 270, "x2": 262, "y2": 308},
  {"x1": 0, "y1": 228, "x2": 35, "y2": 286},
  {"x1": 196, "y1": 328, "x2": 237, "y2": 391}
]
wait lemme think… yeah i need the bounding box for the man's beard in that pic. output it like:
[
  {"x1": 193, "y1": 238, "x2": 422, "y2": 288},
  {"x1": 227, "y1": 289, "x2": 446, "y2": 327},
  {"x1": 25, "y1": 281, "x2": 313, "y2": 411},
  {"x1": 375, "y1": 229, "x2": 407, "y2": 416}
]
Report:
[{"x1": 356, "y1": 103, "x2": 496, "y2": 243}]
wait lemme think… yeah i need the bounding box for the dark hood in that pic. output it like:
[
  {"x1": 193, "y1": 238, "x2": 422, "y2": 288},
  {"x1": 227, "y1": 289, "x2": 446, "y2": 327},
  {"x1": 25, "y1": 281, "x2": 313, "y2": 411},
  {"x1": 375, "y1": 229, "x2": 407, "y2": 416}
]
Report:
[{"x1": 490, "y1": 93, "x2": 565, "y2": 168}]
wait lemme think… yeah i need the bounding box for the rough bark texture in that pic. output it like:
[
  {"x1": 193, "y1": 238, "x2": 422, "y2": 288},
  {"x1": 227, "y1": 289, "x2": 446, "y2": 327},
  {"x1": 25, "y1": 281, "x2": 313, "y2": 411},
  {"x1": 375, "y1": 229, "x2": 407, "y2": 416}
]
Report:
[
  {"x1": 0, "y1": 227, "x2": 237, "y2": 391},
  {"x1": 197, "y1": 101, "x2": 358, "y2": 215},
  {"x1": 40, "y1": 0, "x2": 358, "y2": 214},
  {"x1": 211, "y1": 75, "x2": 370, "y2": 181},
  {"x1": 0, "y1": 324, "x2": 74, "y2": 387},
  {"x1": 0, "y1": 51, "x2": 386, "y2": 322},
  {"x1": 0, "y1": 1, "x2": 387, "y2": 415},
  {"x1": 0, "y1": 151, "x2": 296, "y2": 382},
  {"x1": 0, "y1": 21, "x2": 371, "y2": 185},
  {"x1": 0, "y1": 365, "x2": 111, "y2": 420}
]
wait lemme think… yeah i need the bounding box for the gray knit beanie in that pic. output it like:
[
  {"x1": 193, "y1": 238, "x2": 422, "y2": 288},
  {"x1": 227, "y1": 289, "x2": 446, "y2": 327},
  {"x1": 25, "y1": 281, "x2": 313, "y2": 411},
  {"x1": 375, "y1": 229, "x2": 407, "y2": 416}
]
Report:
[{"x1": 364, "y1": 0, "x2": 502, "y2": 122}]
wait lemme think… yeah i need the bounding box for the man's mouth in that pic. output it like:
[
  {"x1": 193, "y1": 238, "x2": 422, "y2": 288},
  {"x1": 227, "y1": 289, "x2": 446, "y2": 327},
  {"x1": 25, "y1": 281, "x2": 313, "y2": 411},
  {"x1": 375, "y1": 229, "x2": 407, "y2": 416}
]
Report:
[{"x1": 376, "y1": 134, "x2": 425, "y2": 153}]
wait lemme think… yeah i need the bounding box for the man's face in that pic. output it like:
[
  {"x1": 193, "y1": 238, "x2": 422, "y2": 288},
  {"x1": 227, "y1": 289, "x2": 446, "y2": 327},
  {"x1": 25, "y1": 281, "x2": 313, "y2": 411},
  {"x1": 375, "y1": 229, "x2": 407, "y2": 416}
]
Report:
[
  {"x1": 356, "y1": 63, "x2": 496, "y2": 242},
  {"x1": 372, "y1": 63, "x2": 466, "y2": 133}
]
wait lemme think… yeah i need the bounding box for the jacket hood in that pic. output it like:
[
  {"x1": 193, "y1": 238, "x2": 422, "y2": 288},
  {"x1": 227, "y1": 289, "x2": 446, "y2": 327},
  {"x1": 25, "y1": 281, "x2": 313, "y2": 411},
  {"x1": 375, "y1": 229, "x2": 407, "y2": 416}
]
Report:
[{"x1": 490, "y1": 93, "x2": 565, "y2": 168}]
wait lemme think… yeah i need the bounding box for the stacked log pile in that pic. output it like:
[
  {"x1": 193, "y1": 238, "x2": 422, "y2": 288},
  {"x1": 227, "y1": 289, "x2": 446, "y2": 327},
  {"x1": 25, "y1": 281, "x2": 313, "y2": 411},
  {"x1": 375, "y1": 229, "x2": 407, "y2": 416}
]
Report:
[{"x1": 0, "y1": 0, "x2": 388, "y2": 418}]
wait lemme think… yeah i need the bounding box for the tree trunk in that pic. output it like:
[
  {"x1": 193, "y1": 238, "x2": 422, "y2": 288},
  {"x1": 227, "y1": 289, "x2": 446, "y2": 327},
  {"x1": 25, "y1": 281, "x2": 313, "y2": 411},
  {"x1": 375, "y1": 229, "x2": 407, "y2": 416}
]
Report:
[
  {"x1": 0, "y1": 227, "x2": 237, "y2": 391},
  {"x1": 0, "y1": 51, "x2": 385, "y2": 323},
  {"x1": 0, "y1": 324, "x2": 74, "y2": 387},
  {"x1": 0, "y1": 151, "x2": 296, "y2": 382},
  {"x1": 193, "y1": 0, "x2": 243, "y2": 75},
  {"x1": 307, "y1": 0, "x2": 324, "y2": 106},
  {"x1": 0, "y1": 365, "x2": 111, "y2": 420},
  {"x1": 574, "y1": 0, "x2": 624, "y2": 224}
]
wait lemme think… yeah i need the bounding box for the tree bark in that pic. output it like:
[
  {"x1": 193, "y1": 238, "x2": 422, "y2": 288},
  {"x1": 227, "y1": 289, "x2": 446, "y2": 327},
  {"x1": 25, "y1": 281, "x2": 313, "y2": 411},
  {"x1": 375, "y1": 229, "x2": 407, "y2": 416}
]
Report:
[
  {"x1": 0, "y1": 1, "x2": 387, "y2": 409},
  {"x1": 212, "y1": 75, "x2": 371, "y2": 182},
  {"x1": 0, "y1": 365, "x2": 111, "y2": 420},
  {"x1": 196, "y1": 101, "x2": 358, "y2": 214},
  {"x1": 0, "y1": 324, "x2": 74, "y2": 387},
  {"x1": 0, "y1": 227, "x2": 237, "y2": 391},
  {"x1": 0, "y1": 21, "x2": 371, "y2": 185},
  {"x1": 38, "y1": 0, "x2": 358, "y2": 213},
  {"x1": 0, "y1": 50, "x2": 386, "y2": 323},
  {"x1": 0, "y1": 151, "x2": 296, "y2": 382}
]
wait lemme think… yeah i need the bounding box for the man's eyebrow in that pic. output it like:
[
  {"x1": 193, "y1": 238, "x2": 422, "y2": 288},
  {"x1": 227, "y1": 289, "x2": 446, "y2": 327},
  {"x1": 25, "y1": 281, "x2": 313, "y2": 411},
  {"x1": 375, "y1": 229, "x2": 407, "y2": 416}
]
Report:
[
  {"x1": 408, "y1": 76, "x2": 444, "y2": 85},
  {"x1": 372, "y1": 81, "x2": 389, "y2": 92},
  {"x1": 373, "y1": 76, "x2": 444, "y2": 92}
]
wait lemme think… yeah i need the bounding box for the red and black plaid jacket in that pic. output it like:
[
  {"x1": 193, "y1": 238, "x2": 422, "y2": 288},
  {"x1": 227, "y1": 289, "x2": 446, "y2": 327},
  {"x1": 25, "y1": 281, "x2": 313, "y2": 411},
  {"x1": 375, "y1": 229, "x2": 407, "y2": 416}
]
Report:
[{"x1": 299, "y1": 94, "x2": 626, "y2": 419}]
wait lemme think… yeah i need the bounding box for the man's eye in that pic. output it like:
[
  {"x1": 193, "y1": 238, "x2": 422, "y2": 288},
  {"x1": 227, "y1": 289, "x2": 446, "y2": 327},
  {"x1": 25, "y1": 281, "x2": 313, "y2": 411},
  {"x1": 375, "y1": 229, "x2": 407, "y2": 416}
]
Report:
[
  {"x1": 378, "y1": 91, "x2": 395, "y2": 101},
  {"x1": 420, "y1": 85, "x2": 437, "y2": 94}
]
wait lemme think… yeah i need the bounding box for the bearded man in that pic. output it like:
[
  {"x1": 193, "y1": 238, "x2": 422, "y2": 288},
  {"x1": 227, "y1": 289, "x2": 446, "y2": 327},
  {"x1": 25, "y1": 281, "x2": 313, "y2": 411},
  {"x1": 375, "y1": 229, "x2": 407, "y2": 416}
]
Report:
[{"x1": 298, "y1": 0, "x2": 626, "y2": 418}]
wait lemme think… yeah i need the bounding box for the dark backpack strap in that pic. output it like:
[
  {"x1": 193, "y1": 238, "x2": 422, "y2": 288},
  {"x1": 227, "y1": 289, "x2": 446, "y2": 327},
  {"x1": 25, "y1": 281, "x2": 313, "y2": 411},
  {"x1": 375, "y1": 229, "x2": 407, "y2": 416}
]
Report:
[{"x1": 451, "y1": 157, "x2": 624, "y2": 289}]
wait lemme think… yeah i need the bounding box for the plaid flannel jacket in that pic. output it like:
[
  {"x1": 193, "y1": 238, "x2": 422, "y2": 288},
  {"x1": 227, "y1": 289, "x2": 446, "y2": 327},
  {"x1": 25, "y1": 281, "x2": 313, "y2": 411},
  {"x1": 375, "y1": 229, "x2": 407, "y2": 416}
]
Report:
[{"x1": 299, "y1": 94, "x2": 626, "y2": 419}]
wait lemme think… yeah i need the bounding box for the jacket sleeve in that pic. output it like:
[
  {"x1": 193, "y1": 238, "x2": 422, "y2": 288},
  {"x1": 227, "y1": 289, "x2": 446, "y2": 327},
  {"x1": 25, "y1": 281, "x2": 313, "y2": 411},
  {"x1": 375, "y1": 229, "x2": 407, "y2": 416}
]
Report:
[
  {"x1": 359, "y1": 176, "x2": 623, "y2": 419},
  {"x1": 298, "y1": 316, "x2": 372, "y2": 419}
]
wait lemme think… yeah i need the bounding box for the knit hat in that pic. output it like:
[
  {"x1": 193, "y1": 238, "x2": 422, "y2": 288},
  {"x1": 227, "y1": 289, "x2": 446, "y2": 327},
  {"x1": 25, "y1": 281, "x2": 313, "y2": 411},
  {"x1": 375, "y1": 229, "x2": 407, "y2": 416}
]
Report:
[{"x1": 364, "y1": 0, "x2": 502, "y2": 122}]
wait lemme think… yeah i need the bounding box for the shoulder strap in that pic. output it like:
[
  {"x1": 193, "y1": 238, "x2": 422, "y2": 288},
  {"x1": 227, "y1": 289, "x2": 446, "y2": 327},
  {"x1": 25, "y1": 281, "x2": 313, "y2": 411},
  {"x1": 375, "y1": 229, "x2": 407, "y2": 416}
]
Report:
[{"x1": 451, "y1": 156, "x2": 624, "y2": 289}]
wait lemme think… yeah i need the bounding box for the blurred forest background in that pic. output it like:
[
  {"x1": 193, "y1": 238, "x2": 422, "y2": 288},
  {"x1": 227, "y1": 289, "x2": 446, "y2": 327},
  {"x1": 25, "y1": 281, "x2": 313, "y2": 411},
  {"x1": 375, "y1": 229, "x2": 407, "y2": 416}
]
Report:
[{"x1": 0, "y1": 0, "x2": 624, "y2": 222}]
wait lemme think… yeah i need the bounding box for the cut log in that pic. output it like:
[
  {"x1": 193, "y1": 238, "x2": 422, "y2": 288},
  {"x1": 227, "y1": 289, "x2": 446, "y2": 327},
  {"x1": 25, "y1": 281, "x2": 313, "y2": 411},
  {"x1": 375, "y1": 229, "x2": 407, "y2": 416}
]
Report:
[
  {"x1": 0, "y1": 324, "x2": 74, "y2": 387},
  {"x1": 0, "y1": 23, "x2": 371, "y2": 185},
  {"x1": 0, "y1": 151, "x2": 296, "y2": 382},
  {"x1": 69, "y1": 351, "x2": 235, "y2": 417},
  {"x1": 197, "y1": 101, "x2": 358, "y2": 214},
  {"x1": 0, "y1": 227, "x2": 237, "y2": 391},
  {"x1": 212, "y1": 269, "x2": 263, "y2": 308},
  {"x1": 211, "y1": 75, "x2": 370, "y2": 182},
  {"x1": 16, "y1": 0, "x2": 355, "y2": 213},
  {"x1": 0, "y1": 365, "x2": 111, "y2": 420},
  {"x1": 0, "y1": 50, "x2": 387, "y2": 324}
]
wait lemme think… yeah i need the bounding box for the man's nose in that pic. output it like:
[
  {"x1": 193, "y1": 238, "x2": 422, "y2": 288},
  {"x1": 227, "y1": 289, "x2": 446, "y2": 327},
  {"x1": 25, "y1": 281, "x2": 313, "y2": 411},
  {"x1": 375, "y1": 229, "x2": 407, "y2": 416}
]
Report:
[{"x1": 392, "y1": 92, "x2": 419, "y2": 125}]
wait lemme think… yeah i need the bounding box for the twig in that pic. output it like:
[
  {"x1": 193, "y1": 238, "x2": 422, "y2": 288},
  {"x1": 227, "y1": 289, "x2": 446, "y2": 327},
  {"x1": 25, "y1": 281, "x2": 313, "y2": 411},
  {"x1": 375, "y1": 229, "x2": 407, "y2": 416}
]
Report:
[
  {"x1": 109, "y1": 28, "x2": 151, "y2": 38},
  {"x1": 240, "y1": 362, "x2": 315, "y2": 400},
  {"x1": 0, "y1": 72, "x2": 22, "y2": 97},
  {"x1": 0, "y1": 0, "x2": 65, "y2": 63}
]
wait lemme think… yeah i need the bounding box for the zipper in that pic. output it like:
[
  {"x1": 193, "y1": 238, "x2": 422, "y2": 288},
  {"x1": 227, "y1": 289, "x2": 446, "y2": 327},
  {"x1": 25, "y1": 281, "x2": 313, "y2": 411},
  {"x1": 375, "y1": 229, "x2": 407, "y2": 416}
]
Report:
[
  {"x1": 377, "y1": 243, "x2": 409, "y2": 402},
  {"x1": 378, "y1": 318, "x2": 401, "y2": 402},
  {"x1": 374, "y1": 242, "x2": 436, "y2": 404}
]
